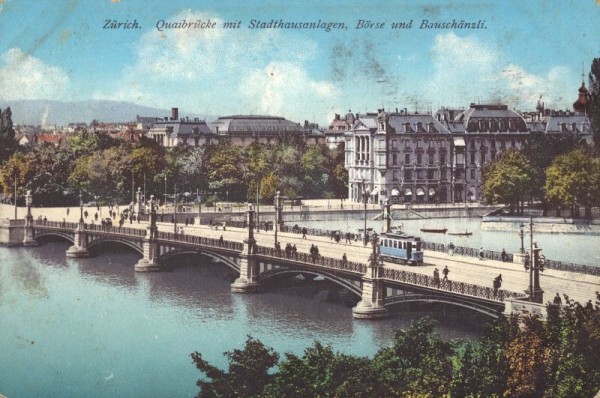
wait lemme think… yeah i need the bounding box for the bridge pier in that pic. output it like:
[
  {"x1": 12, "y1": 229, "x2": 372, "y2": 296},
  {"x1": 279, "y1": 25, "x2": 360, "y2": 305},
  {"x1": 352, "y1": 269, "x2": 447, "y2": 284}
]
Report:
[
  {"x1": 353, "y1": 233, "x2": 389, "y2": 319},
  {"x1": 232, "y1": 205, "x2": 261, "y2": 293},
  {"x1": 66, "y1": 223, "x2": 90, "y2": 258},
  {"x1": 135, "y1": 196, "x2": 163, "y2": 272}
]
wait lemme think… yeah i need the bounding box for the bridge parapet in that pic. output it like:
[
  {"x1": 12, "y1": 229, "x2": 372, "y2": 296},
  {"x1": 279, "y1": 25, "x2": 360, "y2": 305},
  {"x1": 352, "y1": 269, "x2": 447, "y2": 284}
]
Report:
[
  {"x1": 382, "y1": 268, "x2": 524, "y2": 302},
  {"x1": 34, "y1": 220, "x2": 79, "y2": 230},
  {"x1": 255, "y1": 245, "x2": 367, "y2": 274},
  {"x1": 156, "y1": 231, "x2": 244, "y2": 252}
]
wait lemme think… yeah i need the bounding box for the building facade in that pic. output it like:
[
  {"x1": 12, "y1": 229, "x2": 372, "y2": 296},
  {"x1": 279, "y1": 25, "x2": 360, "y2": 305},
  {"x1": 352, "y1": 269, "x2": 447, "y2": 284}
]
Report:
[{"x1": 344, "y1": 99, "x2": 589, "y2": 205}]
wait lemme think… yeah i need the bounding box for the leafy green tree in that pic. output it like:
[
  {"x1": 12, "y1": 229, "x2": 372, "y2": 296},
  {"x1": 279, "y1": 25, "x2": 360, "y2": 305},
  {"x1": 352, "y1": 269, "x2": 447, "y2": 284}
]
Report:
[
  {"x1": 264, "y1": 342, "x2": 382, "y2": 398},
  {"x1": 372, "y1": 317, "x2": 455, "y2": 396},
  {"x1": 588, "y1": 58, "x2": 600, "y2": 149},
  {"x1": 0, "y1": 107, "x2": 17, "y2": 162},
  {"x1": 545, "y1": 148, "x2": 599, "y2": 218},
  {"x1": 482, "y1": 149, "x2": 534, "y2": 214},
  {"x1": 0, "y1": 151, "x2": 34, "y2": 202},
  {"x1": 205, "y1": 142, "x2": 245, "y2": 200},
  {"x1": 521, "y1": 134, "x2": 579, "y2": 215},
  {"x1": 191, "y1": 336, "x2": 279, "y2": 398}
]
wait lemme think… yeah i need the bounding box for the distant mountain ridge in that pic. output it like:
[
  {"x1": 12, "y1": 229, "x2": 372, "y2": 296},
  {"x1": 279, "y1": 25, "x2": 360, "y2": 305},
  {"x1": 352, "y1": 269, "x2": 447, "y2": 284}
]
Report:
[{"x1": 0, "y1": 100, "x2": 213, "y2": 126}]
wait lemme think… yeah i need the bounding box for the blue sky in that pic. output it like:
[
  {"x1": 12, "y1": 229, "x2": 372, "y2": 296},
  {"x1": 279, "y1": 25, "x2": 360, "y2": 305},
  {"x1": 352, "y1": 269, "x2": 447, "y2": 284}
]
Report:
[{"x1": 0, "y1": 0, "x2": 599, "y2": 125}]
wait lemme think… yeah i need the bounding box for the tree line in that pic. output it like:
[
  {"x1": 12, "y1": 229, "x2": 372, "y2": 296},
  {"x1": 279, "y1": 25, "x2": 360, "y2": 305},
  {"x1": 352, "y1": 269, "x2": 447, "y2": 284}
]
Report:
[
  {"x1": 191, "y1": 296, "x2": 600, "y2": 398},
  {"x1": 0, "y1": 128, "x2": 347, "y2": 206},
  {"x1": 482, "y1": 138, "x2": 600, "y2": 218}
]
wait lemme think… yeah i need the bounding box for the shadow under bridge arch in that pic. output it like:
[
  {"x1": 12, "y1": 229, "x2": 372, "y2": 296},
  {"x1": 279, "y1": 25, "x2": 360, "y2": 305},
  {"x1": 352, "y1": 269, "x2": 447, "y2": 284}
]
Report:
[
  {"x1": 258, "y1": 268, "x2": 362, "y2": 298},
  {"x1": 157, "y1": 248, "x2": 240, "y2": 273}
]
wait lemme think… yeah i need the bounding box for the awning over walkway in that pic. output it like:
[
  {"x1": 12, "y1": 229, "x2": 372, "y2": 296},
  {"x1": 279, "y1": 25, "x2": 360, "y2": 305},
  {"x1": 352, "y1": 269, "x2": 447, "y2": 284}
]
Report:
[
  {"x1": 428, "y1": 188, "x2": 436, "y2": 196},
  {"x1": 416, "y1": 188, "x2": 425, "y2": 196},
  {"x1": 453, "y1": 137, "x2": 466, "y2": 146},
  {"x1": 391, "y1": 188, "x2": 400, "y2": 196},
  {"x1": 404, "y1": 188, "x2": 412, "y2": 196}
]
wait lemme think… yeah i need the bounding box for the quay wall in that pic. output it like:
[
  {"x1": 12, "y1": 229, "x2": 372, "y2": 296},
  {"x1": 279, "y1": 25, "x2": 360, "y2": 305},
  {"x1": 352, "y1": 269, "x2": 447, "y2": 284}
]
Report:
[{"x1": 481, "y1": 216, "x2": 600, "y2": 235}]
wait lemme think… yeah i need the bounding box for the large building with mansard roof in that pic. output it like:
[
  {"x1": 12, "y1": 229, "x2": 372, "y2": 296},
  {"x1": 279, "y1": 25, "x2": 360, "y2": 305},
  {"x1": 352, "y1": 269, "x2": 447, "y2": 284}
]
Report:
[{"x1": 344, "y1": 95, "x2": 589, "y2": 205}]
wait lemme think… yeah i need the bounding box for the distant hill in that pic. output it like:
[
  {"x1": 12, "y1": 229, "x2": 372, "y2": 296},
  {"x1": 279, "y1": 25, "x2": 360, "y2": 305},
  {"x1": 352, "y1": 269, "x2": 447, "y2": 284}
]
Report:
[{"x1": 0, "y1": 100, "x2": 214, "y2": 126}]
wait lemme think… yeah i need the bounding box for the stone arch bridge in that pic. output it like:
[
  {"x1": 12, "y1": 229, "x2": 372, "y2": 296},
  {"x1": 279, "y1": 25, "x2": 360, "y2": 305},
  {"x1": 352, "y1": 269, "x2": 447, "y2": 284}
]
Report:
[{"x1": 27, "y1": 213, "x2": 524, "y2": 319}]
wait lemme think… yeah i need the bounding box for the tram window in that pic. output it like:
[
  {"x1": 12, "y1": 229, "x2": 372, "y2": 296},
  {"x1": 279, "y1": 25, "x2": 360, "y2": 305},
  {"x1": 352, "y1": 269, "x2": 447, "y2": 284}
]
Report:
[
  {"x1": 407, "y1": 242, "x2": 412, "y2": 250},
  {"x1": 394, "y1": 241, "x2": 398, "y2": 249},
  {"x1": 403, "y1": 242, "x2": 406, "y2": 249},
  {"x1": 416, "y1": 241, "x2": 421, "y2": 251}
]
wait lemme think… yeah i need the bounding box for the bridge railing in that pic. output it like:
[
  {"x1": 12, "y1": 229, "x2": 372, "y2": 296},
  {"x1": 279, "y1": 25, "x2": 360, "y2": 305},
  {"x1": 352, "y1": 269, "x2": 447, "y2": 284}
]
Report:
[
  {"x1": 422, "y1": 241, "x2": 513, "y2": 262},
  {"x1": 156, "y1": 231, "x2": 244, "y2": 251},
  {"x1": 422, "y1": 241, "x2": 600, "y2": 276},
  {"x1": 255, "y1": 245, "x2": 367, "y2": 274},
  {"x1": 382, "y1": 267, "x2": 522, "y2": 302},
  {"x1": 33, "y1": 220, "x2": 79, "y2": 230},
  {"x1": 84, "y1": 224, "x2": 147, "y2": 237}
]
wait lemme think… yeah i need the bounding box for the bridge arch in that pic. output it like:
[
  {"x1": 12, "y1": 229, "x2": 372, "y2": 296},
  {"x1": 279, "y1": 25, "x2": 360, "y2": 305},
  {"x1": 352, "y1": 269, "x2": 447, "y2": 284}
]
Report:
[
  {"x1": 157, "y1": 248, "x2": 240, "y2": 273},
  {"x1": 384, "y1": 294, "x2": 503, "y2": 319},
  {"x1": 87, "y1": 238, "x2": 144, "y2": 255},
  {"x1": 34, "y1": 231, "x2": 75, "y2": 244},
  {"x1": 258, "y1": 268, "x2": 362, "y2": 298}
]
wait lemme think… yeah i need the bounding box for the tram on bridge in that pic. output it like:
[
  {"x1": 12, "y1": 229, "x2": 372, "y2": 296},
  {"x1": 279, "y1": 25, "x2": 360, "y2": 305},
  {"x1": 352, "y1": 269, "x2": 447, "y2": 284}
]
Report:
[{"x1": 379, "y1": 232, "x2": 424, "y2": 266}]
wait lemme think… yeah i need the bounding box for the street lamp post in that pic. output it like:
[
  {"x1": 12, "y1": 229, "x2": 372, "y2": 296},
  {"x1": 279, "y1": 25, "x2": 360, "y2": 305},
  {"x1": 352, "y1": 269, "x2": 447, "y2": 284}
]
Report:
[
  {"x1": 79, "y1": 190, "x2": 84, "y2": 223},
  {"x1": 13, "y1": 170, "x2": 17, "y2": 220},
  {"x1": 256, "y1": 178, "x2": 260, "y2": 233},
  {"x1": 174, "y1": 185, "x2": 178, "y2": 233},
  {"x1": 362, "y1": 179, "x2": 368, "y2": 246},
  {"x1": 519, "y1": 222, "x2": 525, "y2": 254},
  {"x1": 197, "y1": 188, "x2": 201, "y2": 223},
  {"x1": 274, "y1": 191, "x2": 280, "y2": 248}
]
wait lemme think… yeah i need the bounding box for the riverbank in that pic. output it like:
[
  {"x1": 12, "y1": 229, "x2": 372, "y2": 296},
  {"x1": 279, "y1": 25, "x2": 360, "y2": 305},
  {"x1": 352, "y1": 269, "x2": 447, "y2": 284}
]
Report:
[{"x1": 482, "y1": 215, "x2": 600, "y2": 235}]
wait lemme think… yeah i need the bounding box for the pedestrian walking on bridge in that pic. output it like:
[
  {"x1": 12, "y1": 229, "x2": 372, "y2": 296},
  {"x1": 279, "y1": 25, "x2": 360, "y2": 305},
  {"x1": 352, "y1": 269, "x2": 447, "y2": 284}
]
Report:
[{"x1": 442, "y1": 265, "x2": 449, "y2": 281}]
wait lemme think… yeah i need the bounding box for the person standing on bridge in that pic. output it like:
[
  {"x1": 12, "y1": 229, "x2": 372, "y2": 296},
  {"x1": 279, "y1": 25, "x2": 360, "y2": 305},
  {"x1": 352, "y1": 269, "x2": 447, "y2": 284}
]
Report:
[
  {"x1": 479, "y1": 247, "x2": 484, "y2": 260},
  {"x1": 302, "y1": 227, "x2": 307, "y2": 239},
  {"x1": 433, "y1": 268, "x2": 440, "y2": 287},
  {"x1": 342, "y1": 253, "x2": 347, "y2": 265},
  {"x1": 501, "y1": 249, "x2": 508, "y2": 262},
  {"x1": 493, "y1": 274, "x2": 502, "y2": 295},
  {"x1": 442, "y1": 265, "x2": 449, "y2": 281}
]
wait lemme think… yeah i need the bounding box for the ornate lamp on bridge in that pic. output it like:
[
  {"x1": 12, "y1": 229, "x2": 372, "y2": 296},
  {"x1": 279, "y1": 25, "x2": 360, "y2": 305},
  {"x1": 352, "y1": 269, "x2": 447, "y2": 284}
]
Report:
[
  {"x1": 231, "y1": 203, "x2": 261, "y2": 293},
  {"x1": 274, "y1": 190, "x2": 285, "y2": 248},
  {"x1": 22, "y1": 190, "x2": 38, "y2": 247},
  {"x1": 524, "y1": 217, "x2": 544, "y2": 303},
  {"x1": 135, "y1": 194, "x2": 162, "y2": 272},
  {"x1": 352, "y1": 232, "x2": 389, "y2": 319},
  {"x1": 66, "y1": 189, "x2": 90, "y2": 258}
]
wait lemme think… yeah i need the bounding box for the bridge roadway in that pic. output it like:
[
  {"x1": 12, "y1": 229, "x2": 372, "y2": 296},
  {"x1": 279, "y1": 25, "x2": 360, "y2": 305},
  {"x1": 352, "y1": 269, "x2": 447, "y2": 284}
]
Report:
[{"x1": 13, "y1": 201, "x2": 599, "y2": 307}]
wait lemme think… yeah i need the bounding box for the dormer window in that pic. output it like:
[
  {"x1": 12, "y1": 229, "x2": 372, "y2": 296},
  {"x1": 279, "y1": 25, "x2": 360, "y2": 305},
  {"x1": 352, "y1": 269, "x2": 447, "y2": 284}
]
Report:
[
  {"x1": 428, "y1": 122, "x2": 436, "y2": 133},
  {"x1": 404, "y1": 123, "x2": 412, "y2": 133}
]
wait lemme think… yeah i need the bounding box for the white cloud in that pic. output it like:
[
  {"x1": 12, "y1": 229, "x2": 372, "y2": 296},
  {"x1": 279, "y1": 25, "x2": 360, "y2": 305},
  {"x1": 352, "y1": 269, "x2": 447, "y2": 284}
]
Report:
[
  {"x1": 94, "y1": 9, "x2": 334, "y2": 123},
  {"x1": 240, "y1": 61, "x2": 338, "y2": 121},
  {"x1": 0, "y1": 48, "x2": 69, "y2": 100},
  {"x1": 427, "y1": 32, "x2": 578, "y2": 110}
]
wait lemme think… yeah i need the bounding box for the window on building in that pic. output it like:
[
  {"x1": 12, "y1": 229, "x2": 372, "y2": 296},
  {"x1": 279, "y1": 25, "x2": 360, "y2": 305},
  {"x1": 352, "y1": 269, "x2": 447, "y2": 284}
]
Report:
[
  {"x1": 470, "y1": 152, "x2": 476, "y2": 164},
  {"x1": 441, "y1": 169, "x2": 447, "y2": 181},
  {"x1": 392, "y1": 153, "x2": 397, "y2": 165},
  {"x1": 428, "y1": 155, "x2": 434, "y2": 165},
  {"x1": 511, "y1": 139, "x2": 516, "y2": 148},
  {"x1": 491, "y1": 139, "x2": 496, "y2": 148},
  {"x1": 405, "y1": 153, "x2": 410, "y2": 164},
  {"x1": 417, "y1": 169, "x2": 425, "y2": 179},
  {"x1": 491, "y1": 151, "x2": 496, "y2": 161},
  {"x1": 440, "y1": 153, "x2": 446, "y2": 164},
  {"x1": 392, "y1": 140, "x2": 397, "y2": 149},
  {"x1": 417, "y1": 154, "x2": 422, "y2": 165},
  {"x1": 481, "y1": 152, "x2": 486, "y2": 164},
  {"x1": 427, "y1": 169, "x2": 434, "y2": 179},
  {"x1": 470, "y1": 169, "x2": 475, "y2": 179},
  {"x1": 393, "y1": 170, "x2": 398, "y2": 181},
  {"x1": 417, "y1": 139, "x2": 422, "y2": 147},
  {"x1": 404, "y1": 169, "x2": 412, "y2": 179}
]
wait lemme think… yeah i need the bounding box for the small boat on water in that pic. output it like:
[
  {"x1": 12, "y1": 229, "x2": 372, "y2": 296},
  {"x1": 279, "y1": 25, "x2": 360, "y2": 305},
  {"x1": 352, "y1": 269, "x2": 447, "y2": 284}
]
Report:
[
  {"x1": 420, "y1": 228, "x2": 447, "y2": 234},
  {"x1": 448, "y1": 231, "x2": 473, "y2": 236}
]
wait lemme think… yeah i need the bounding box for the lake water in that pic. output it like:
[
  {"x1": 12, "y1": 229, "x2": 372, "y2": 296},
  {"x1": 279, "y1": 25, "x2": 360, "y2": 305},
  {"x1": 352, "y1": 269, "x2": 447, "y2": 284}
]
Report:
[{"x1": 0, "y1": 240, "x2": 487, "y2": 398}]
